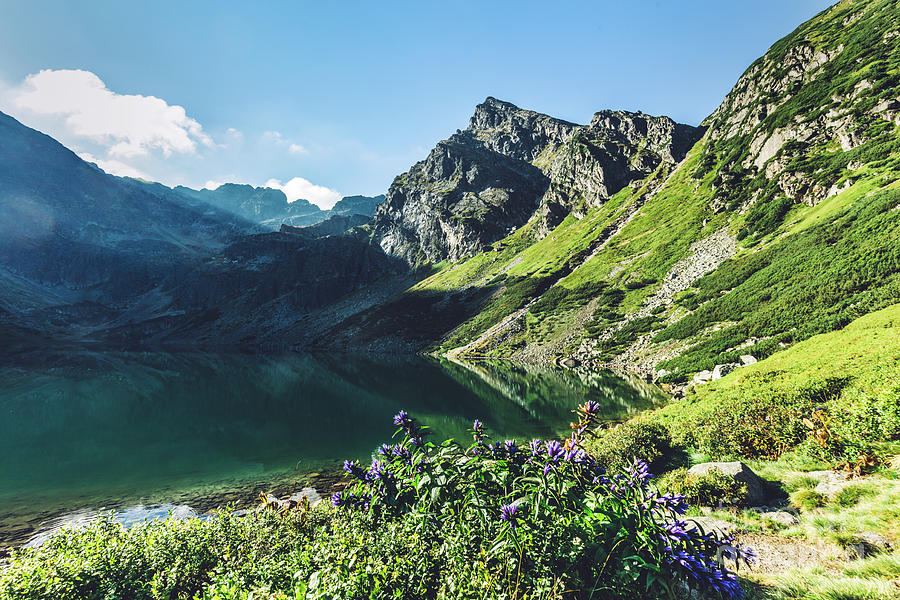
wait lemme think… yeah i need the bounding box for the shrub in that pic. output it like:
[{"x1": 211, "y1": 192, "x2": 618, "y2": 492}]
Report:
[
  {"x1": 0, "y1": 409, "x2": 753, "y2": 600},
  {"x1": 328, "y1": 408, "x2": 749, "y2": 599},
  {"x1": 587, "y1": 421, "x2": 688, "y2": 475},
  {"x1": 666, "y1": 376, "x2": 849, "y2": 461},
  {"x1": 659, "y1": 468, "x2": 749, "y2": 507},
  {"x1": 791, "y1": 489, "x2": 827, "y2": 512},
  {"x1": 832, "y1": 483, "x2": 879, "y2": 508}
]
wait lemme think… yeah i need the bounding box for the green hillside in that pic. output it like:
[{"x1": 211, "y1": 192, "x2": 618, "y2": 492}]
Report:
[{"x1": 385, "y1": 0, "x2": 900, "y2": 382}]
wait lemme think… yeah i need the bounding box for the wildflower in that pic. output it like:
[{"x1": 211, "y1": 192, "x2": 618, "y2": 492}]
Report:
[
  {"x1": 368, "y1": 459, "x2": 389, "y2": 482},
  {"x1": 503, "y1": 439, "x2": 518, "y2": 456},
  {"x1": 579, "y1": 400, "x2": 601, "y2": 416},
  {"x1": 660, "y1": 521, "x2": 690, "y2": 543},
  {"x1": 529, "y1": 439, "x2": 542, "y2": 457},
  {"x1": 377, "y1": 443, "x2": 394, "y2": 457},
  {"x1": 719, "y1": 543, "x2": 756, "y2": 565},
  {"x1": 626, "y1": 458, "x2": 652, "y2": 484},
  {"x1": 545, "y1": 440, "x2": 565, "y2": 463},
  {"x1": 330, "y1": 491, "x2": 344, "y2": 507},
  {"x1": 652, "y1": 492, "x2": 689, "y2": 515},
  {"x1": 393, "y1": 410, "x2": 411, "y2": 427},
  {"x1": 500, "y1": 503, "x2": 520, "y2": 530},
  {"x1": 343, "y1": 460, "x2": 368, "y2": 482}
]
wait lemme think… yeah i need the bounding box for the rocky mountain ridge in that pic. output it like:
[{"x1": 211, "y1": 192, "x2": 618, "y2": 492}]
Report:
[
  {"x1": 370, "y1": 97, "x2": 703, "y2": 266},
  {"x1": 320, "y1": 0, "x2": 900, "y2": 383}
]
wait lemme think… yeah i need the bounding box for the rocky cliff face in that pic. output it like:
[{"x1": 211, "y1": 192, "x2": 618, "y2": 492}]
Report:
[
  {"x1": 700, "y1": 0, "x2": 900, "y2": 220},
  {"x1": 371, "y1": 130, "x2": 551, "y2": 264},
  {"x1": 371, "y1": 97, "x2": 703, "y2": 265}
]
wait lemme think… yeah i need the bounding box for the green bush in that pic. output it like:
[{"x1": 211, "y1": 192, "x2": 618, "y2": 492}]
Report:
[
  {"x1": 832, "y1": 483, "x2": 879, "y2": 508},
  {"x1": 587, "y1": 421, "x2": 688, "y2": 475},
  {"x1": 791, "y1": 489, "x2": 827, "y2": 512},
  {"x1": 0, "y1": 411, "x2": 751, "y2": 600},
  {"x1": 659, "y1": 468, "x2": 749, "y2": 507},
  {"x1": 665, "y1": 375, "x2": 849, "y2": 461}
]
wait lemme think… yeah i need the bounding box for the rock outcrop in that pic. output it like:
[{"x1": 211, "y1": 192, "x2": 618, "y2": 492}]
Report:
[{"x1": 371, "y1": 98, "x2": 703, "y2": 266}]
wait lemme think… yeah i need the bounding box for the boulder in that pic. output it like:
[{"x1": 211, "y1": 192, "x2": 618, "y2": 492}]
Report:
[
  {"x1": 693, "y1": 370, "x2": 714, "y2": 385},
  {"x1": 682, "y1": 517, "x2": 739, "y2": 538},
  {"x1": 760, "y1": 510, "x2": 800, "y2": 526},
  {"x1": 740, "y1": 355, "x2": 758, "y2": 366},
  {"x1": 688, "y1": 461, "x2": 768, "y2": 506},
  {"x1": 844, "y1": 532, "x2": 892, "y2": 559},
  {"x1": 289, "y1": 487, "x2": 323, "y2": 508},
  {"x1": 810, "y1": 470, "x2": 852, "y2": 496},
  {"x1": 711, "y1": 362, "x2": 740, "y2": 381}
]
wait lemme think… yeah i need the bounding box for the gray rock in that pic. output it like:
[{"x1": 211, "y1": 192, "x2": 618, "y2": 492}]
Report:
[
  {"x1": 682, "y1": 517, "x2": 739, "y2": 538},
  {"x1": 711, "y1": 363, "x2": 740, "y2": 381},
  {"x1": 371, "y1": 97, "x2": 703, "y2": 266},
  {"x1": 289, "y1": 487, "x2": 323, "y2": 508},
  {"x1": 688, "y1": 461, "x2": 768, "y2": 506},
  {"x1": 761, "y1": 510, "x2": 800, "y2": 526},
  {"x1": 810, "y1": 471, "x2": 852, "y2": 496},
  {"x1": 844, "y1": 532, "x2": 892, "y2": 559},
  {"x1": 693, "y1": 370, "x2": 714, "y2": 385},
  {"x1": 858, "y1": 531, "x2": 892, "y2": 553},
  {"x1": 740, "y1": 355, "x2": 758, "y2": 366}
]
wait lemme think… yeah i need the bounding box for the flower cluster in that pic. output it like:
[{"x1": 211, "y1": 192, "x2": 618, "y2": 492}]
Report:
[{"x1": 331, "y1": 409, "x2": 751, "y2": 600}]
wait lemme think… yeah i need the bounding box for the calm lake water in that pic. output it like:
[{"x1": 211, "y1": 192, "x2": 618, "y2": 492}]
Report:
[{"x1": 0, "y1": 351, "x2": 664, "y2": 548}]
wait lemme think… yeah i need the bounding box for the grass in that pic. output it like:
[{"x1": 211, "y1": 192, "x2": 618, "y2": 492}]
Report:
[{"x1": 651, "y1": 302, "x2": 900, "y2": 462}]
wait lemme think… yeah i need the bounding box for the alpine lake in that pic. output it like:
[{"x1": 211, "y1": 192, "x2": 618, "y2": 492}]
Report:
[{"x1": 0, "y1": 351, "x2": 665, "y2": 551}]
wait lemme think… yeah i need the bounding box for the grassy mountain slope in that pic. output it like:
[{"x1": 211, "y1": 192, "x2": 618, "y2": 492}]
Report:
[{"x1": 339, "y1": 0, "x2": 900, "y2": 381}]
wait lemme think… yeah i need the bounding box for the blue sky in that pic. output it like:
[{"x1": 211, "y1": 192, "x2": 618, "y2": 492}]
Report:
[{"x1": 0, "y1": 0, "x2": 833, "y2": 207}]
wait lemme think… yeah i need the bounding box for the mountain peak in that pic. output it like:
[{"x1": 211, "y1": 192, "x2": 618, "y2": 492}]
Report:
[{"x1": 467, "y1": 97, "x2": 578, "y2": 133}]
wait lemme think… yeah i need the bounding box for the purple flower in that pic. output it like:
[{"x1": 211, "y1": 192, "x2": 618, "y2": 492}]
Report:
[
  {"x1": 719, "y1": 543, "x2": 756, "y2": 565},
  {"x1": 393, "y1": 410, "x2": 410, "y2": 427},
  {"x1": 545, "y1": 440, "x2": 565, "y2": 463},
  {"x1": 667, "y1": 548, "x2": 704, "y2": 577},
  {"x1": 582, "y1": 400, "x2": 601, "y2": 415},
  {"x1": 529, "y1": 439, "x2": 542, "y2": 457},
  {"x1": 343, "y1": 460, "x2": 368, "y2": 481},
  {"x1": 653, "y1": 492, "x2": 689, "y2": 515},
  {"x1": 503, "y1": 439, "x2": 518, "y2": 455},
  {"x1": 500, "y1": 503, "x2": 521, "y2": 529},
  {"x1": 626, "y1": 458, "x2": 652, "y2": 484},
  {"x1": 661, "y1": 521, "x2": 690, "y2": 543},
  {"x1": 377, "y1": 443, "x2": 394, "y2": 456},
  {"x1": 330, "y1": 491, "x2": 344, "y2": 507},
  {"x1": 473, "y1": 419, "x2": 483, "y2": 432},
  {"x1": 368, "y1": 459, "x2": 389, "y2": 482}
]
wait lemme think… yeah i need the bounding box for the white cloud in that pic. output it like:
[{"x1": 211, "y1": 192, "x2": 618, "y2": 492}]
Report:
[
  {"x1": 264, "y1": 177, "x2": 341, "y2": 209},
  {"x1": 78, "y1": 152, "x2": 149, "y2": 179},
  {"x1": 10, "y1": 69, "x2": 212, "y2": 158},
  {"x1": 203, "y1": 180, "x2": 225, "y2": 190},
  {"x1": 262, "y1": 129, "x2": 309, "y2": 157}
]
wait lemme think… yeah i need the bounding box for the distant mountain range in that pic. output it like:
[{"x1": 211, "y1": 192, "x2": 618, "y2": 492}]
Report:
[
  {"x1": 3, "y1": 0, "x2": 900, "y2": 383},
  {"x1": 172, "y1": 184, "x2": 384, "y2": 229}
]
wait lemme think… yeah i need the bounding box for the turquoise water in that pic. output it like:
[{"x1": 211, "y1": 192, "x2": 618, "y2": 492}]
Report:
[{"x1": 0, "y1": 352, "x2": 663, "y2": 545}]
